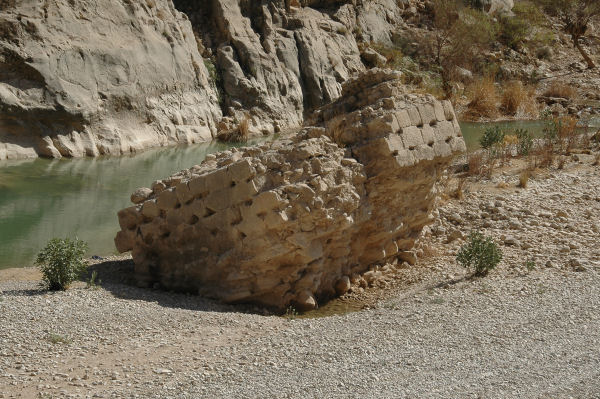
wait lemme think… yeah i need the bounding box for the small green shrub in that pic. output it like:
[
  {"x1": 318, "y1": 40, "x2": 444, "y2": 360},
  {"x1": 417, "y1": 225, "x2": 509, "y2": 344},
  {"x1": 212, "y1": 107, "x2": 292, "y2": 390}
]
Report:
[
  {"x1": 457, "y1": 231, "x2": 503, "y2": 276},
  {"x1": 86, "y1": 270, "x2": 101, "y2": 289},
  {"x1": 479, "y1": 126, "x2": 505, "y2": 149},
  {"x1": 515, "y1": 128, "x2": 533, "y2": 155},
  {"x1": 46, "y1": 333, "x2": 71, "y2": 345},
  {"x1": 36, "y1": 238, "x2": 88, "y2": 291},
  {"x1": 499, "y1": 15, "x2": 530, "y2": 49},
  {"x1": 284, "y1": 306, "x2": 298, "y2": 320}
]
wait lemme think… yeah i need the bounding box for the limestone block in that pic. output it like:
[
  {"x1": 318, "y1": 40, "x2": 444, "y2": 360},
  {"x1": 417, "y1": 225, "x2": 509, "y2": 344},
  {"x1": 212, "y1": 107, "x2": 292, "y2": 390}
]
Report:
[
  {"x1": 157, "y1": 190, "x2": 179, "y2": 211},
  {"x1": 141, "y1": 201, "x2": 160, "y2": 219},
  {"x1": 407, "y1": 107, "x2": 422, "y2": 126},
  {"x1": 437, "y1": 121, "x2": 455, "y2": 141},
  {"x1": 433, "y1": 101, "x2": 446, "y2": 122},
  {"x1": 252, "y1": 191, "x2": 283, "y2": 214},
  {"x1": 401, "y1": 126, "x2": 424, "y2": 149},
  {"x1": 450, "y1": 137, "x2": 467, "y2": 153},
  {"x1": 433, "y1": 141, "x2": 453, "y2": 158},
  {"x1": 115, "y1": 230, "x2": 134, "y2": 253},
  {"x1": 412, "y1": 145, "x2": 436, "y2": 161},
  {"x1": 205, "y1": 168, "x2": 231, "y2": 191},
  {"x1": 417, "y1": 104, "x2": 437, "y2": 126},
  {"x1": 394, "y1": 150, "x2": 415, "y2": 168},
  {"x1": 189, "y1": 176, "x2": 208, "y2": 198},
  {"x1": 395, "y1": 109, "x2": 412, "y2": 129},
  {"x1": 228, "y1": 159, "x2": 256, "y2": 183},
  {"x1": 131, "y1": 188, "x2": 153, "y2": 205},
  {"x1": 118, "y1": 207, "x2": 140, "y2": 230},
  {"x1": 175, "y1": 183, "x2": 193, "y2": 205},
  {"x1": 205, "y1": 188, "x2": 235, "y2": 212},
  {"x1": 367, "y1": 114, "x2": 398, "y2": 137},
  {"x1": 421, "y1": 125, "x2": 435, "y2": 146},
  {"x1": 384, "y1": 135, "x2": 406, "y2": 154},
  {"x1": 442, "y1": 100, "x2": 455, "y2": 121}
]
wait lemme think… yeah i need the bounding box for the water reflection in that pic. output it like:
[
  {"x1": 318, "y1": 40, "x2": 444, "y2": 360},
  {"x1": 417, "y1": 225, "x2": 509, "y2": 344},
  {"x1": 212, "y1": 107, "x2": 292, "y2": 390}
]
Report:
[
  {"x1": 0, "y1": 140, "x2": 266, "y2": 269},
  {"x1": 1, "y1": 116, "x2": 598, "y2": 270},
  {"x1": 460, "y1": 117, "x2": 600, "y2": 150}
]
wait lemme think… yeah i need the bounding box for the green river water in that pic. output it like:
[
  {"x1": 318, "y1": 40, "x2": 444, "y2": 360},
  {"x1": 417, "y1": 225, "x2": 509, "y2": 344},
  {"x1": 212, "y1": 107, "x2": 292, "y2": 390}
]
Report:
[{"x1": 0, "y1": 119, "x2": 598, "y2": 270}]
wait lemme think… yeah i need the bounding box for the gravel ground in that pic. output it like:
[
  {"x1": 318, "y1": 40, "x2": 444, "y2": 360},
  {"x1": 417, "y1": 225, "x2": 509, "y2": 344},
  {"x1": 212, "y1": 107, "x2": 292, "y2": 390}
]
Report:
[{"x1": 1, "y1": 156, "x2": 599, "y2": 399}]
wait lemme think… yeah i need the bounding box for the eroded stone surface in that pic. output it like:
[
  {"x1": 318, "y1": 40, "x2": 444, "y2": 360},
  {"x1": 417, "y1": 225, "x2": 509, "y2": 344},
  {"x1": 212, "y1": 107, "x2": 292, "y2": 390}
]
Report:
[
  {"x1": 115, "y1": 70, "x2": 466, "y2": 310},
  {"x1": 0, "y1": 0, "x2": 221, "y2": 160}
]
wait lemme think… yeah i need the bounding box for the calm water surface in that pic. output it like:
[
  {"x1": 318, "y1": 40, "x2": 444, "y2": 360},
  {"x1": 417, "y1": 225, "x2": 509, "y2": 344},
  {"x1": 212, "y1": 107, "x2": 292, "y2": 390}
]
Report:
[
  {"x1": 0, "y1": 140, "x2": 266, "y2": 269},
  {"x1": 1, "y1": 118, "x2": 598, "y2": 270}
]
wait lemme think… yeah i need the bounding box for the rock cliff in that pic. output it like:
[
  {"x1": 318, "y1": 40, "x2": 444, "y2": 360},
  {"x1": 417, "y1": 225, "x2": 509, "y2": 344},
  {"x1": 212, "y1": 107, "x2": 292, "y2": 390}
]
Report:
[
  {"x1": 0, "y1": 0, "x2": 221, "y2": 160},
  {"x1": 1, "y1": 0, "x2": 424, "y2": 159},
  {"x1": 114, "y1": 69, "x2": 466, "y2": 310}
]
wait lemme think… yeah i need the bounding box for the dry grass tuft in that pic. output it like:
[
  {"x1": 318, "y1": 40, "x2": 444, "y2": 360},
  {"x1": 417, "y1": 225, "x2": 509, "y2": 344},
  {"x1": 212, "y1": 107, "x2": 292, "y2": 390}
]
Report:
[
  {"x1": 420, "y1": 244, "x2": 440, "y2": 259},
  {"x1": 454, "y1": 177, "x2": 467, "y2": 200},
  {"x1": 501, "y1": 81, "x2": 538, "y2": 117},
  {"x1": 544, "y1": 81, "x2": 576, "y2": 99},
  {"x1": 465, "y1": 77, "x2": 499, "y2": 119},
  {"x1": 518, "y1": 171, "x2": 530, "y2": 188},
  {"x1": 218, "y1": 114, "x2": 251, "y2": 143},
  {"x1": 553, "y1": 116, "x2": 578, "y2": 152},
  {"x1": 557, "y1": 156, "x2": 567, "y2": 170},
  {"x1": 467, "y1": 152, "x2": 484, "y2": 177}
]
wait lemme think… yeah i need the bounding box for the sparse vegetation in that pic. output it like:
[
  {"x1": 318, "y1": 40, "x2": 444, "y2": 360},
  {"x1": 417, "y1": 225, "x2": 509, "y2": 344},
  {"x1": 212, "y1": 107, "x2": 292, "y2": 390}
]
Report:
[
  {"x1": 284, "y1": 306, "x2": 298, "y2": 320},
  {"x1": 457, "y1": 231, "x2": 503, "y2": 276},
  {"x1": 46, "y1": 333, "x2": 71, "y2": 345},
  {"x1": 519, "y1": 171, "x2": 530, "y2": 188},
  {"x1": 479, "y1": 126, "x2": 505, "y2": 149},
  {"x1": 533, "y1": 0, "x2": 600, "y2": 69},
  {"x1": 543, "y1": 81, "x2": 577, "y2": 99},
  {"x1": 86, "y1": 270, "x2": 101, "y2": 289},
  {"x1": 466, "y1": 78, "x2": 499, "y2": 119},
  {"x1": 36, "y1": 238, "x2": 88, "y2": 291},
  {"x1": 501, "y1": 81, "x2": 538, "y2": 117},
  {"x1": 516, "y1": 129, "x2": 533, "y2": 156},
  {"x1": 218, "y1": 114, "x2": 251, "y2": 143},
  {"x1": 525, "y1": 260, "x2": 536, "y2": 272}
]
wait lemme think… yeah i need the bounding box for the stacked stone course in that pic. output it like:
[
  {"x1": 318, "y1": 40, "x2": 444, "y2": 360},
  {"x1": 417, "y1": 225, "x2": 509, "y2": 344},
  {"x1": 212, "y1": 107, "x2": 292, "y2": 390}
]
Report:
[{"x1": 115, "y1": 69, "x2": 466, "y2": 310}]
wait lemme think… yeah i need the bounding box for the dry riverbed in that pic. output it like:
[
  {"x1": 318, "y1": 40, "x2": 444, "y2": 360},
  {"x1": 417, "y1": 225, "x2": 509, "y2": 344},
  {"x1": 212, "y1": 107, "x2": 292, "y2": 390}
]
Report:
[{"x1": 1, "y1": 155, "x2": 600, "y2": 398}]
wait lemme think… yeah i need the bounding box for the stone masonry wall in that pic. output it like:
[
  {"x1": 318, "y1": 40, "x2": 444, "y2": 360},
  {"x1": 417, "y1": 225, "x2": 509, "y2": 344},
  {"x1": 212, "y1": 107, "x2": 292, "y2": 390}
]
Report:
[{"x1": 115, "y1": 69, "x2": 466, "y2": 310}]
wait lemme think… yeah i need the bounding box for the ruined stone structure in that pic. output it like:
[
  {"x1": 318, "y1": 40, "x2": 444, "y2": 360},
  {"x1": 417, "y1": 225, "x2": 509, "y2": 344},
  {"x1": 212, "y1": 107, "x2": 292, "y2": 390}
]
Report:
[{"x1": 115, "y1": 70, "x2": 466, "y2": 310}]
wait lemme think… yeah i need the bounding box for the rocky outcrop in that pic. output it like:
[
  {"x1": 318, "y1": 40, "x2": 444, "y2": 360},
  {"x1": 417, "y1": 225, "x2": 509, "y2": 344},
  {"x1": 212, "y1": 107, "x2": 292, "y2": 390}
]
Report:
[
  {"x1": 173, "y1": 0, "x2": 420, "y2": 136},
  {"x1": 114, "y1": 69, "x2": 466, "y2": 310},
  {"x1": 0, "y1": 0, "x2": 420, "y2": 160},
  {"x1": 176, "y1": 0, "x2": 365, "y2": 136},
  {"x1": 482, "y1": 0, "x2": 514, "y2": 16},
  {"x1": 0, "y1": 0, "x2": 221, "y2": 160}
]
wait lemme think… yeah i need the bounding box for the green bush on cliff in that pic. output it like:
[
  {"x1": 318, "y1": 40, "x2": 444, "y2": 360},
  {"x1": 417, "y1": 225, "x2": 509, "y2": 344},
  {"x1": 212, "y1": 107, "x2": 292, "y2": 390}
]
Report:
[{"x1": 36, "y1": 238, "x2": 88, "y2": 290}]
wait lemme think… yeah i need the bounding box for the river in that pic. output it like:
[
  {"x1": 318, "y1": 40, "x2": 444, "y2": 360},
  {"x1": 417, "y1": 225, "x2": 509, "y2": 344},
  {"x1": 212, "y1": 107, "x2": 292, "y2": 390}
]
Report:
[{"x1": 0, "y1": 119, "x2": 598, "y2": 269}]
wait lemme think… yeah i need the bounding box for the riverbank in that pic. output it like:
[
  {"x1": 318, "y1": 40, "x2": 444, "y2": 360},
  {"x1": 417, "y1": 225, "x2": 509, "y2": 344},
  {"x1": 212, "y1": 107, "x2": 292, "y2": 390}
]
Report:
[{"x1": 1, "y1": 146, "x2": 599, "y2": 398}]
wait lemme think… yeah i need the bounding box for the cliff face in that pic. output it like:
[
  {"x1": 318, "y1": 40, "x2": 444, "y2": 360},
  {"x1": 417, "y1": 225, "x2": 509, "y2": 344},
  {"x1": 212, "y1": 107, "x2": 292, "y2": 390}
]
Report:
[
  {"x1": 178, "y1": 0, "x2": 413, "y2": 135},
  {"x1": 0, "y1": 0, "x2": 221, "y2": 160},
  {"x1": 0, "y1": 0, "x2": 417, "y2": 160}
]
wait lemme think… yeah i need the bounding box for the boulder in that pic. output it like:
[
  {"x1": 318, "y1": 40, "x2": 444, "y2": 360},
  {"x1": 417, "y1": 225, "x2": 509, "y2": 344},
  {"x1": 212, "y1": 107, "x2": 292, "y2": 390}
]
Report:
[
  {"x1": 115, "y1": 69, "x2": 466, "y2": 310},
  {"x1": 482, "y1": 0, "x2": 514, "y2": 16}
]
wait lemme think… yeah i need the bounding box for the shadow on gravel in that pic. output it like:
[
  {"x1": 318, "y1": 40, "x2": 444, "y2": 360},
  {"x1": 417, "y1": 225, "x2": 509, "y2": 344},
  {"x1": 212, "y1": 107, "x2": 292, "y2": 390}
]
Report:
[
  {"x1": 85, "y1": 258, "x2": 269, "y2": 315},
  {"x1": 1, "y1": 287, "x2": 47, "y2": 297}
]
